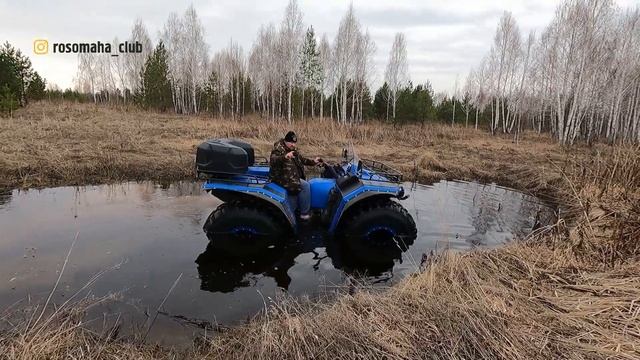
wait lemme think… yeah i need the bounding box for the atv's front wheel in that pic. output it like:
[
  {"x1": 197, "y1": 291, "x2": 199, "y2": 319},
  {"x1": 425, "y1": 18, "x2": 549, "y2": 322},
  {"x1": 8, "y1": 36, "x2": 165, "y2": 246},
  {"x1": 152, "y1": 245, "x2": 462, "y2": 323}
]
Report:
[
  {"x1": 203, "y1": 203, "x2": 288, "y2": 255},
  {"x1": 338, "y1": 199, "x2": 417, "y2": 263}
]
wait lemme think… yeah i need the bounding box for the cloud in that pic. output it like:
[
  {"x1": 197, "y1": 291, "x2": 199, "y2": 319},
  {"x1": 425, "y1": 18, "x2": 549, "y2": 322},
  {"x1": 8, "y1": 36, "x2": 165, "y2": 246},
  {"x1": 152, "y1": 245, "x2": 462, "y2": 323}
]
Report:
[
  {"x1": 358, "y1": 6, "x2": 494, "y2": 28},
  {"x1": 1, "y1": 0, "x2": 632, "y2": 93}
]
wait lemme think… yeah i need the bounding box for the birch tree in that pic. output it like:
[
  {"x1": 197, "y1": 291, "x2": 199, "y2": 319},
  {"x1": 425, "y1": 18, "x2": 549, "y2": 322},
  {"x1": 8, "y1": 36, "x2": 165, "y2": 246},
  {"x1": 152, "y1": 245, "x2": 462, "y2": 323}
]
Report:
[
  {"x1": 333, "y1": 4, "x2": 361, "y2": 123},
  {"x1": 279, "y1": 0, "x2": 304, "y2": 123},
  {"x1": 384, "y1": 33, "x2": 409, "y2": 121},
  {"x1": 125, "y1": 19, "x2": 153, "y2": 97},
  {"x1": 160, "y1": 5, "x2": 209, "y2": 114},
  {"x1": 76, "y1": 53, "x2": 98, "y2": 102},
  {"x1": 111, "y1": 37, "x2": 128, "y2": 102},
  {"x1": 488, "y1": 12, "x2": 522, "y2": 134},
  {"x1": 469, "y1": 0, "x2": 640, "y2": 144},
  {"x1": 318, "y1": 34, "x2": 332, "y2": 120},
  {"x1": 353, "y1": 31, "x2": 376, "y2": 122}
]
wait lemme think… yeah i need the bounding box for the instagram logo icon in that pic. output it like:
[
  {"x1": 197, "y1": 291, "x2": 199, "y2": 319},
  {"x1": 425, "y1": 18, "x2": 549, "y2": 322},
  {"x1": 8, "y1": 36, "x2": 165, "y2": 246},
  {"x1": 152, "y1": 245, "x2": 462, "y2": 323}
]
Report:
[{"x1": 33, "y1": 39, "x2": 49, "y2": 55}]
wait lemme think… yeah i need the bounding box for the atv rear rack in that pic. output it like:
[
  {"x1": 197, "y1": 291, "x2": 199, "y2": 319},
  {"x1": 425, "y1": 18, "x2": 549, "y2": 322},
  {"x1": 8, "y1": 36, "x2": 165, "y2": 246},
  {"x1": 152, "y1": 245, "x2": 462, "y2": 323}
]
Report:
[{"x1": 359, "y1": 159, "x2": 403, "y2": 183}]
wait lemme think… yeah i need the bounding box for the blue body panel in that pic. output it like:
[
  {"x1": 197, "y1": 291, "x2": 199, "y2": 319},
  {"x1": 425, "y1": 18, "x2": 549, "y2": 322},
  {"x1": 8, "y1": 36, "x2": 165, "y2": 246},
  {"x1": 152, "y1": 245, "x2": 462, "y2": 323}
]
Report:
[
  {"x1": 202, "y1": 160, "x2": 404, "y2": 234},
  {"x1": 309, "y1": 178, "x2": 336, "y2": 209},
  {"x1": 202, "y1": 178, "x2": 297, "y2": 228},
  {"x1": 327, "y1": 182, "x2": 401, "y2": 233},
  {"x1": 263, "y1": 182, "x2": 287, "y2": 197},
  {"x1": 247, "y1": 166, "x2": 270, "y2": 177}
]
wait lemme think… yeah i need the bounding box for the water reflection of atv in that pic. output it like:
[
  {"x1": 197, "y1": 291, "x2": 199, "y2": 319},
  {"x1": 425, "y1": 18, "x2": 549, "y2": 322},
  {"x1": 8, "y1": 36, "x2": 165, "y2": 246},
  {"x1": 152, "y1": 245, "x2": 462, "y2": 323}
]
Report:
[
  {"x1": 196, "y1": 139, "x2": 417, "y2": 260},
  {"x1": 196, "y1": 227, "x2": 411, "y2": 293}
]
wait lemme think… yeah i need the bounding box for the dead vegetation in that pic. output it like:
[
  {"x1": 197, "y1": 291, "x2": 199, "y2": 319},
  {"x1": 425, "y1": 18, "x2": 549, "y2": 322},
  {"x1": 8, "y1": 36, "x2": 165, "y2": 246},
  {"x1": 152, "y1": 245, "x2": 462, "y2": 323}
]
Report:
[
  {"x1": 195, "y1": 144, "x2": 640, "y2": 360},
  {"x1": 2, "y1": 101, "x2": 567, "y2": 191},
  {"x1": 1, "y1": 102, "x2": 639, "y2": 359}
]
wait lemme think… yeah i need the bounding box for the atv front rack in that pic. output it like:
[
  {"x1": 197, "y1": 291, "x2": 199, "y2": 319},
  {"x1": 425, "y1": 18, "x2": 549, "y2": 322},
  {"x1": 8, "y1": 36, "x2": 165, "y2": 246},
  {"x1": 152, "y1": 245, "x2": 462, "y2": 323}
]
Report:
[{"x1": 359, "y1": 159, "x2": 403, "y2": 183}]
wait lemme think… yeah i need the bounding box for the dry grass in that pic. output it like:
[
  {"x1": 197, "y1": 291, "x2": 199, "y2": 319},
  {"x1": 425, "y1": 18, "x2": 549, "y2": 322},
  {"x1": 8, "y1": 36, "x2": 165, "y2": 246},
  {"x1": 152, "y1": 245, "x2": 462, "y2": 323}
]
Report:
[
  {"x1": 0, "y1": 296, "x2": 177, "y2": 360},
  {"x1": 201, "y1": 246, "x2": 640, "y2": 359},
  {"x1": 196, "y1": 144, "x2": 640, "y2": 360},
  {"x1": 1, "y1": 101, "x2": 569, "y2": 191},
  {"x1": 1, "y1": 101, "x2": 639, "y2": 359}
]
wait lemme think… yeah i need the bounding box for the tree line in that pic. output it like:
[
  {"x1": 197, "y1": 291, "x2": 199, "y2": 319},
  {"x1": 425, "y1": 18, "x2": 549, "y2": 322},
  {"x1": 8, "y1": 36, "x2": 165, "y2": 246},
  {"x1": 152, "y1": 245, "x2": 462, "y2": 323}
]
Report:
[
  {"x1": 465, "y1": 0, "x2": 640, "y2": 145},
  {"x1": 0, "y1": 41, "x2": 94, "y2": 115},
  {"x1": 4, "y1": 0, "x2": 638, "y2": 145},
  {"x1": 73, "y1": 1, "x2": 446, "y2": 125}
]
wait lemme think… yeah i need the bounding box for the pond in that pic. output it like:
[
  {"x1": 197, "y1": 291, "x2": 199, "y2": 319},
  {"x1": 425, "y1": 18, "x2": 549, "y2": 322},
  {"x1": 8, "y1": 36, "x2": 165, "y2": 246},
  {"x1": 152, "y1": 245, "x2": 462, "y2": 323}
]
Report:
[{"x1": 0, "y1": 180, "x2": 554, "y2": 345}]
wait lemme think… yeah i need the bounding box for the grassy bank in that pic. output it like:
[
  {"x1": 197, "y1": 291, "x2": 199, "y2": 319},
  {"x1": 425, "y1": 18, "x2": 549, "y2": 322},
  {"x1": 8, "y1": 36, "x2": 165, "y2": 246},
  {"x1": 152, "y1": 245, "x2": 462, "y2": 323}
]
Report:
[
  {"x1": 2, "y1": 101, "x2": 566, "y2": 193},
  {"x1": 1, "y1": 102, "x2": 639, "y2": 359}
]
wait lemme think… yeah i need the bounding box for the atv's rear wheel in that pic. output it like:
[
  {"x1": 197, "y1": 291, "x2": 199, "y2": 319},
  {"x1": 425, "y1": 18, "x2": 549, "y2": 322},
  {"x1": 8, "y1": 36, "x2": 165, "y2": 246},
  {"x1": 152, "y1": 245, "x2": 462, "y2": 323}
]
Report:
[
  {"x1": 338, "y1": 199, "x2": 417, "y2": 264},
  {"x1": 203, "y1": 203, "x2": 288, "y2": 256}
]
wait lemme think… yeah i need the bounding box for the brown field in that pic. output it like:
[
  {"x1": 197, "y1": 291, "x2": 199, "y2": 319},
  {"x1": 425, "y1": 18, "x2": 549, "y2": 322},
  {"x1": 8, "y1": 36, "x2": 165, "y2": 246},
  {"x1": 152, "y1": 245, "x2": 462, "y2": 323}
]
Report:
[
  {"x1": 1, "y1": 101, "x2": 568, "y2": 192},
  {"x1": 1, "y1": 101, "x2": 639, "y2": 359}
]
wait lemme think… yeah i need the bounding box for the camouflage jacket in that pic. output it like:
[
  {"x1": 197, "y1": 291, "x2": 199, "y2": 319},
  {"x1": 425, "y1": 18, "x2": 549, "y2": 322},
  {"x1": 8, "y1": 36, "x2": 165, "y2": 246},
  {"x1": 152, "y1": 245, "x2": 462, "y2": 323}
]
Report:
[{"x1": 269, "y1": 139, "x2": 316, "y2": 194}]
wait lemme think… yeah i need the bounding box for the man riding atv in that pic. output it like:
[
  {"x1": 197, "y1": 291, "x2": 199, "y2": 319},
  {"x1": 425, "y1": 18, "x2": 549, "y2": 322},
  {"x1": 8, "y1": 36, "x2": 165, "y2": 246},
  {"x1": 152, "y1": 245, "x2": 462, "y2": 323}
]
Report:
[
  {"x1": 269, "y1": 131, "x2": 322, "y2": 220},
  {"x1": 198, "y1": 135, "x2": 417, "y2": 259}
]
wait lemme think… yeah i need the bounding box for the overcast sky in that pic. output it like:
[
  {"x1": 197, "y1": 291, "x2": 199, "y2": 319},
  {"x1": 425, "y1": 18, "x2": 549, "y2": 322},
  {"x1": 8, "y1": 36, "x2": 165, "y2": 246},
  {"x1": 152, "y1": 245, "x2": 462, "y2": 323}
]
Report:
[{"x1": 1, "y1": 0, "x2": 636, "y2": 93}]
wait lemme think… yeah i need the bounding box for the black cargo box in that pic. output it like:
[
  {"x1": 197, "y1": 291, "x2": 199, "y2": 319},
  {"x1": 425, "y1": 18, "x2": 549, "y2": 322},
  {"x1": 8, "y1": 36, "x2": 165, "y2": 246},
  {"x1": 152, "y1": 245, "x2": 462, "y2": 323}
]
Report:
[{"x1": 196, "y1": 139, "x2": 255, "y2": 176}]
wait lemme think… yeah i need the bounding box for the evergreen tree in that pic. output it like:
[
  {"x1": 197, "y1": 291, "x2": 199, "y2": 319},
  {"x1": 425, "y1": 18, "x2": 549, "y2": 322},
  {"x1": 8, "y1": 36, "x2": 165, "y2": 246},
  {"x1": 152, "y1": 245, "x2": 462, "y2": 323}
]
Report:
[
  {"x1": 0, "y1": 41, "x2": 43, "y2": 113},
  {"x1": 360, "y1": 85, "x2": 374, "y2": 120},
  {"x1": 0, "y1": 50, "x2": 20, "y2": 97},
  {"x1": 395, "y1": 84, "x2": 414, "y2": 123},
  {"x1": 0, "y1": 42, "x2": 33, "y2": 106},
  {"x1": 372, "y1": 81, "x2": 435, "y2": 124},
  {"x1": 411, "y1": 84, "x2": 435, "y2": 125},
  {"x1": 373, "y1": 82, "x2": 390, "y2": 120},
  {"x1": 243, "y1": 77, "x2": 253, "y2": 115},
  {"x1": 299, "y1": 26, "x2": 322, "y2": 118},
  {"x1": 140, "y1": 42, "x2": 172, "y2": 111},
  {"x1": 0, "y1": 84, "x2": 18, "y2": 115},
  {"x1": 203, "y1": 70, "x2": 221, "y2": 116},
  {"x1": 0, "y1": 49, "x2": 20, "y2": 114},
  {"x1": 436, "y1": 97, "x2": 465, "y2": 124},
  {"x1": 26, "y1": 72, "x2": 46, "y2": 101}
]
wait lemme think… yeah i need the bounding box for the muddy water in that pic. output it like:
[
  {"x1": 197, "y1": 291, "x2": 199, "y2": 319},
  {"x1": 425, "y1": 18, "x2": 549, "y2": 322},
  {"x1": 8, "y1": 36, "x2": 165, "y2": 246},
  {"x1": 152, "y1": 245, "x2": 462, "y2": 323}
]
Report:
[{"x1": 0, "y1": 181, "x2": 553, "y2": 344}]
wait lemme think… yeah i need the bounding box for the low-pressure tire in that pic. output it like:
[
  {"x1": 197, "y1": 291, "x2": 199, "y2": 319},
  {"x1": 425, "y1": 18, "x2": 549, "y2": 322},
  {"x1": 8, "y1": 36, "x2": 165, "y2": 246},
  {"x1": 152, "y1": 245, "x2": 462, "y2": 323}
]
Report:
[
  {"x1": 338, "y1": 199, "x2": 417, "y2": 264},
  {"x1": 203, "y1": 202, "x2": 289, "y2": 256}
]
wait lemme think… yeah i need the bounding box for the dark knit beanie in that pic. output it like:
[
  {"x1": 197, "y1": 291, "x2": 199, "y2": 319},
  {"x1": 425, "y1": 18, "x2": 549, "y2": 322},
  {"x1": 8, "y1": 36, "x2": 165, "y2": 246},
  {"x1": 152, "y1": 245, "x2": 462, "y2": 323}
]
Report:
[{"x1": 284, "y1": 131, "x2": 297, "y2": 143}]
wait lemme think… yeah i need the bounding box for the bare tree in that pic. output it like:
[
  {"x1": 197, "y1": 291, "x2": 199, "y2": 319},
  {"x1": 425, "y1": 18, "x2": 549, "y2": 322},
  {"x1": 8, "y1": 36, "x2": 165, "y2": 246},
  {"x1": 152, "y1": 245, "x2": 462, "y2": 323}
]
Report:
[
  {"x1": 487, "y1": 12, "x2": 522, "y2": 134},
  {"x1": 96, "y1": 53, "x2": 116, "y2": 101},
  {"x1": 161, "y1": 6, "x2": 209, "y2": 114},
  {"x1": 384, "y1": 33, "x2": 409, "y2": 121},
  {"x1": 76, "y1": 53, "x2": 98, "y2": 102},
  {"x1": 451, "y1": 75, "x2": 460, "y2": 126},
  {"x1": 125, "y1": 19, "x2": 153, "y2": 97},
  {"x1": 353, "y1": 30, "x2": 376, "y2": 122},
  {"x1": 469, "y1": 1, "x2": 639, "y2": 144},
  {"x1": 333, "y1": 4, "x2": 361, "y2": 124},
  {"x1": 111, "y1": 37, "x2": 128, "y2": 102},
  {"x1": 318, "y1": 34, "x2": 332, "y2": 120},
  {"x1": 249, "y1": 23, "x2": 284, "y2": 120},
  {"x1": 462, "y1": 74, "x2": 475, "y2": 127},
  {"x1": 279, "y1": 0, "x2": 304, "y2": 123}
]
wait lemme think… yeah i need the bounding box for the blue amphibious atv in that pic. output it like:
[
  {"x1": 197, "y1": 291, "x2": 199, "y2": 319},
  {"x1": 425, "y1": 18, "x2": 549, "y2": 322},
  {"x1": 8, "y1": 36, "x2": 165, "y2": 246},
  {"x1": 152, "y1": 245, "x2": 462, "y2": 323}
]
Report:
[{"x1": 196, "y1": 139, "x2": 417, "y2": 258}]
